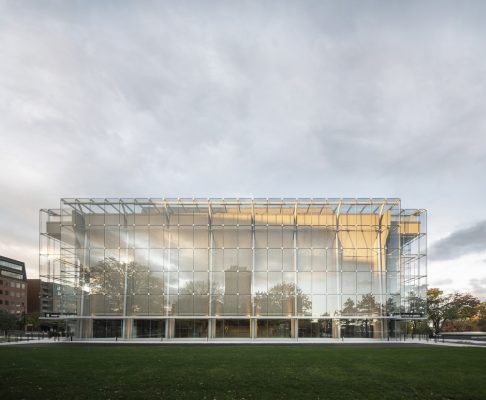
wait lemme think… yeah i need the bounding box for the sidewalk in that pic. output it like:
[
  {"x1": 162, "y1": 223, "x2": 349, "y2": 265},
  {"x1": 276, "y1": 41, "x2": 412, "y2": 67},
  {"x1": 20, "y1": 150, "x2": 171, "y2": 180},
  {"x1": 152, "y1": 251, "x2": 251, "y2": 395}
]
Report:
[{"x1": 1, "y1": 337, "x2": 484, "y2": 347}]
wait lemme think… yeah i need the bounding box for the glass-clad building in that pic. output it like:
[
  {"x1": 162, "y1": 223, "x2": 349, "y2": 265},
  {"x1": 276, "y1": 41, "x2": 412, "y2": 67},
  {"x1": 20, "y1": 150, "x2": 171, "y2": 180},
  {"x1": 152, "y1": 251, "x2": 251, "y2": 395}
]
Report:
[{"x1": 39, "y1": 198, "x2": 426, "y2": 339}]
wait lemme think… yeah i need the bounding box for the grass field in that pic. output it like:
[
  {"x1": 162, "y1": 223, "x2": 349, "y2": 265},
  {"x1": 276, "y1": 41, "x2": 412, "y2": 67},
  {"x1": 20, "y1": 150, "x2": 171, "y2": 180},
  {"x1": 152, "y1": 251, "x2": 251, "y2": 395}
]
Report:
[{"x1": 1, "y1": 345, "x2": 485, "y2": 399}]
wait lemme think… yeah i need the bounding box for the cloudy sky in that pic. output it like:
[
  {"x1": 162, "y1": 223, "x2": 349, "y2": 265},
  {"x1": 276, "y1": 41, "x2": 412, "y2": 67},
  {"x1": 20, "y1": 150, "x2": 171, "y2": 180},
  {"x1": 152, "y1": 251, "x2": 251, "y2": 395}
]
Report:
[{"x1": 0, "y1": 1, "x2": 485, "y2": 300}]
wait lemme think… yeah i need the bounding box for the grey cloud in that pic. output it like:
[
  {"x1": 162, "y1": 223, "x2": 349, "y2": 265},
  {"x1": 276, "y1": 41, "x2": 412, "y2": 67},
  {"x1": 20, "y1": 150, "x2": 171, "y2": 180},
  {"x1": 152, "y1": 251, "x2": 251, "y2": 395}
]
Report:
[
  {"x1": 429, "y1": 221, "x2": 486, "y2": 261},
  {"x1": 429, "y1": 278, "x2": 454, "y2": 286},
  {"x1": 1, "y1": 1, "x2": 486, "y2": 279},
  {"x1": 469, "y1": 277, "x2": 486, "y2": 301}
]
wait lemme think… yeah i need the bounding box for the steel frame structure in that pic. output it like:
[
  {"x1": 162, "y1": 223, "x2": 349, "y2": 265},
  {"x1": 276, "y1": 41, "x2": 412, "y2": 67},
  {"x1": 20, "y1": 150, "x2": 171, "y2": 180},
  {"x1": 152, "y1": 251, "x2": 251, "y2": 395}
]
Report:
[{"x1": 39, "y1": 198, "x2": 426, "y2": 339}]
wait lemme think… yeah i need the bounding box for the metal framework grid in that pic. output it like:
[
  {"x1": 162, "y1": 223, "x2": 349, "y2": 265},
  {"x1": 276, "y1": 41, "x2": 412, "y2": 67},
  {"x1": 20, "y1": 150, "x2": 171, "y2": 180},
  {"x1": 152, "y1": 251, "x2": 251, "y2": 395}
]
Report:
[{"x1": 39, "y1": 198, "x2": 426, "y2": 339}]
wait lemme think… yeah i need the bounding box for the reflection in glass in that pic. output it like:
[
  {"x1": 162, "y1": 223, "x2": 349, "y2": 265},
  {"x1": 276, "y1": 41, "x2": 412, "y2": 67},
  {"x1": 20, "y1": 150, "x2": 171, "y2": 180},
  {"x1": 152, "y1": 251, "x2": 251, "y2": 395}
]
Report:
[
  {"x1": 41, "y1": 198, "x2": 426, "y2": 339},
  {"x1": 257, "y1": 319, "x2": 291, "y2": 338}
]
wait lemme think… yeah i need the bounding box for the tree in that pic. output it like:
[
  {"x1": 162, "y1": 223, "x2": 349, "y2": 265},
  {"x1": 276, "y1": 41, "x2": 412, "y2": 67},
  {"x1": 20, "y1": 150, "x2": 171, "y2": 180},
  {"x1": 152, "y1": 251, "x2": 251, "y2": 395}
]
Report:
[
  {"x1": 450, "y1": 293, "x2": 481, "y2": 321},
  {"x1": 476, "y1": 302, "x2": 486, "y2": 332},
  {"x1": 255, "y1": 283, "x2": 311, "y2": 316},
  {"x1": 406, "y1": 292, "x2": 427, "y2": 335},
  {"x1": 427, "y1": 288, "x2": 448, "y2": 335},
  {"x1": 172, "y1": 280, "x2": 223, "y2": 315},
  {"x1": 0, "y1": 310, "x2": 18, "y2": 334},
  {"x1": 357, "y1": 294, "x2": 381, "y2": 316},
  {"x1": 385, "y1": 297, "x2": 399, "y2": 316},
  {"x1": 427, "y1": 288, "x2": 480, "y2": 334},
  {"x1": 341, "y1": 297, "x2": 357, "y2": 316},
  {"x1": 24, "y1": 313, "x2": 41, "y2": 331},
  {"x1": 357, "y1": 294, "x2": 382, "y2": 337},
  {"x1": 88, "y1": 257, "x2": 164, "y2": 314}
]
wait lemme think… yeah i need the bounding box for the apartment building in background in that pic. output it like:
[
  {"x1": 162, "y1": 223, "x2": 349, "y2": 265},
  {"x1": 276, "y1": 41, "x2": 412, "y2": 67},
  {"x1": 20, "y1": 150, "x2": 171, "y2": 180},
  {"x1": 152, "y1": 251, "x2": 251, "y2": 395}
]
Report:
[{"x1": 0, "y1": 255, "x2": 27, "y2": 316}]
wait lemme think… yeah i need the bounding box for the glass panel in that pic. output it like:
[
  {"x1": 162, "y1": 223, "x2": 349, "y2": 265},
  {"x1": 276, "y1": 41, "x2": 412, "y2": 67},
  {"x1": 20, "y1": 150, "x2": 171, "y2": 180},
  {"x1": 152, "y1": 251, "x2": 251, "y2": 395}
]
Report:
[
  {"x1": 179, "y1": 272, "x2": 193, "y2": 294},
  {"x1": 238, "y1": 295, "x2": 251, "y2": 315},
  {"x1": 194, "y1": 295, "x2": 209, "y2": 315},
  {"x1": 297, "y1": 272, "x2": 311, "y2": 293},
  {"x1": 134, "y1": 320, "x2": 165, "y2": 338},
  {"x1": 282, "y1": 228, "x2": 294, "y2": 248},
  {"x1": 135, "y1": 227, "x2": 149, "y2": 248},
  {"x1": 357, "y1": 272, "x2": 372, "y2": 294},
  {"x1": 255, "y1": 228, "x2": 267, "y2": 248},
  {"x1": 312, "y1": 295, "x2": 327, "y2": 317},
  {"x1": 178, "y1": 295, "x2": 194, "y2": 315},
  {"x1": 238, "y1": 228, "x2": 252, "y2": 248},
  {"x1": 149, "y1": 227, "x2": 165, "y2": 248},
  {"x1": 149, "y1": 272, "x2": 164, "y2": 294},
  {"x1": 149, "y1": 295, "x2": 165, "y2": 315},
  {"x1": 254, "y1": 271, "x2": 267, "y2": 294},
  {"x1": 312, "y1": 249, "x2": 325, "y2": 271},
  {"x1": 105, "y1": 228, "x2": 119, "y2": 248},
  {"x1": 224, "y1": 228, "x2": 238, "y2": 248},
  {"x1": 257, "y1": 319, "x2": 291, "y2": 338},
  {"x1": 194, "y1": 228, "x2": 208, "y2": 248},
  {"x1": 224, "y1": 249, "x2": 238, "y2": 270},
  {"x1": 194, "y1": 249, "x2": 208, "y2": 270},
  {"x1": 342, "y1": 272, "x2": 357, "y2": 293},
  {"x1": 179, "y1": 249, "x2": 193, "y2": 271},
  {"x1": 93, "y1": 319, "x2": 122, "y2": 338},
  {"x1": 268, "y1": 249, "x2": 282, "y2": 271},
  {"x1": 130, "y1": 295, "x2": 149, "y2": 315},
  {"x1": 212, "y1": 228, "x2": 223, "y2": 248},
  {"x1": 149, "y1": 249, "x2": 164, "y2": 271},
  {"x1": 174, "y1": 319, "x2": 208, "y2": 338},
  {"x1": 298, "y1": 319, "x2": 332, "y2": 338},
  {"x1": 223, "y1": 295, "x2": 237, "y2": 315},
  {"x1": 282, "y1": 249, "x2": 294, "y2": 271},
  {"x1": 297, "y1": 228, "x2": 311, "y2": 247},
  {"x1": 254, "y1": 249, "x2": 267, "y2": 271},
  {"x1": 268, "y1": 228, "x2": 282, "y2": 248},
  {"x1": 327, "y1": 295, "x2": 339, "y2": 316},
  {"x1": 89, "y1": 227, "x2": 105, "y2": 248},
  {"x1": 212, "y1": 249, "x2": 223, "y2": 271},
  {"x1": 179, "y1": 227, "x2": 193, "y2": 248},
  {"x1": 179, "y1": 212, "x2": 193, "y2": 226},
  {"x1": 297, "y1": 249, "x2": 311, "y2": 271},
  {"x1": 238, "y1": 249, "x2": 252, "y2": 270},
  {"x1": 215, "y1": 319, "x2": 250, "y2": 338},
  {"x1": 312, "y1": 272, "x2": 326, "y2": 294}
]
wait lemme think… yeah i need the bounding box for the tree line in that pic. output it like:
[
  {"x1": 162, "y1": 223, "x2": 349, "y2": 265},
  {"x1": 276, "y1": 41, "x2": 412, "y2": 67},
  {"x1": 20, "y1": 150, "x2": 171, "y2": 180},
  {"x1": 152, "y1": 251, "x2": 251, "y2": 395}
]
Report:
[{"x1": 425, "y1": 288, "x2": 485, "y2": 335}]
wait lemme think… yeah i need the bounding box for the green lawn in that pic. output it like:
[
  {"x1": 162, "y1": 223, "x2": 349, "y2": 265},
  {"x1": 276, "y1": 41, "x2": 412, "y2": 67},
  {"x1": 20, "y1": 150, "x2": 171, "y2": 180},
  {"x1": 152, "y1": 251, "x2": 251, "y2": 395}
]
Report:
[{"x1": 1, "y1": 345, "x2": 485, "y2": 399}]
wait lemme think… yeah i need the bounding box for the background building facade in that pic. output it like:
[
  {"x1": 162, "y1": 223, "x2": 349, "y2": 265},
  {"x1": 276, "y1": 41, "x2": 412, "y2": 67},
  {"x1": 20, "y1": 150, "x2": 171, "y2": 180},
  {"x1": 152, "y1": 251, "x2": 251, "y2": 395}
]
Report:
[
  {"x1": 40, "y1": 198, "x2": 427, "y2": 339},
  {"x1": 0, "y1": 255, "x2": 27, "y2": 316},
  {"x1": 26, "y1": 279, "x2": 54, "y2": 316}
]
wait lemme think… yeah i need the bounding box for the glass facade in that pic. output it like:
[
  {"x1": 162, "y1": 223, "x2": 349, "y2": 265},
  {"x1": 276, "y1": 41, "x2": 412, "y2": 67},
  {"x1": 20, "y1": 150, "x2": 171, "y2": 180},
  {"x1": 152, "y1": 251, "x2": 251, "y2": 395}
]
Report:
[{"x1": 39, "y1": 198, "x2": 427, "y2": 339}]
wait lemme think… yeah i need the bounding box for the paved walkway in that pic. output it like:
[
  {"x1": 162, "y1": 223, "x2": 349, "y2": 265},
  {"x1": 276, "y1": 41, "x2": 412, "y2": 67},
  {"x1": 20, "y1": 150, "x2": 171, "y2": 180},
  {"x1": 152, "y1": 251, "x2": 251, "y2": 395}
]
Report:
[{"x1": 1, "y1": 337, "x2": 485, "y2": 347}]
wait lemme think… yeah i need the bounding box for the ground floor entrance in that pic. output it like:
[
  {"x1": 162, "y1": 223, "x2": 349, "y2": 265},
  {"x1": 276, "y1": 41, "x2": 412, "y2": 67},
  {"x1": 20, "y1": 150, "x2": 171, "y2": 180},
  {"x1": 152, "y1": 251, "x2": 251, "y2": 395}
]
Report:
[{"x1": 70, "y1": 318, "x2": 409, "y2": 339}]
